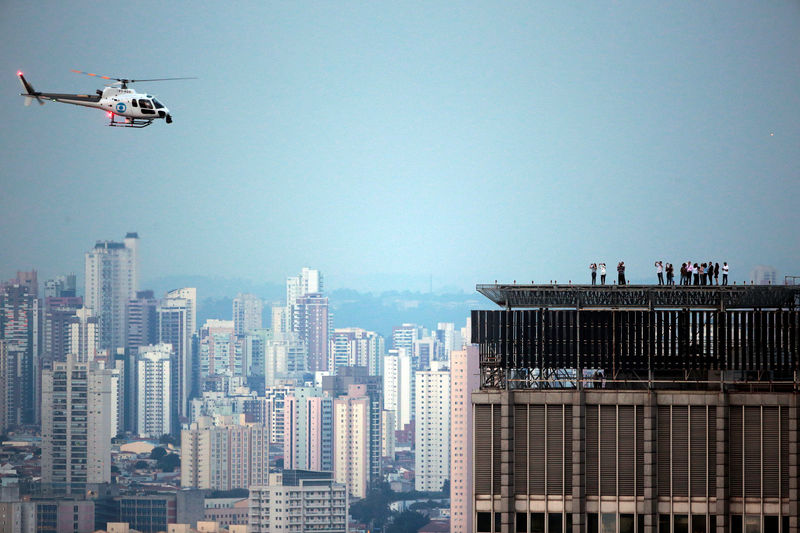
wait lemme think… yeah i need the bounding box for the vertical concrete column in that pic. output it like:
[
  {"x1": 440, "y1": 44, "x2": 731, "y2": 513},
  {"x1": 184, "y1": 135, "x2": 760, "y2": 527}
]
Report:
[
  {"x1": 715, "y1": 393, "x2": 728, "y2": 533},
  {"x1": 500, "y1": 390, "x2": 515, "y2": 533},
  {"x1": 643, "y1": 395, "x2": 657, "y2": 533},
  {"x1": 789, "y1": 397, "x2": 798, "y2": 533},
  {"x1": 571, "y1": 391, "x2": 585, "y2": 533}
]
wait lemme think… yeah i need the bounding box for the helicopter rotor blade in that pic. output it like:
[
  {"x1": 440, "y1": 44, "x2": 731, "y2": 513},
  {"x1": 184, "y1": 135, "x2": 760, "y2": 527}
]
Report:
[
  {"x1": 71, "y1": 69, "x2": 115, "y2": 81},
  {"x1": 127, "y1": 77, "x2": 198, "y2": 83}
]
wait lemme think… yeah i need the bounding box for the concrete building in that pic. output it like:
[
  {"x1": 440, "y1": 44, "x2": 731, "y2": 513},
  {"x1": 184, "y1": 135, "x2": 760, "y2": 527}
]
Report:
[
  {"x1": 233, "y1": 293, "x2": 263, "y2": 336},
  {"x1": 181, "y1": 414, "x2": 270, "y2": 490},
  {"x1": 415, "y1": 361, "x2": 451, "y2": 492},
  {"x1": 283, "y1": 386, "x2": 323, "y2": 470},
  {"x1": 42, "y1": 295, "x2": 82, "y2": 363},
  {"x1": 43, "y1": 274, "x2": 76, "y2": 298},
  {"x1": 450, "y1": 345, "x2": 479, "y2": 533},
  {"x1": 126, "y1": 290, "x2": 158, "y2": 351},
  {"x1": 470, "y1": 284, "x2": 800, "y2": 533},
  {"x1": 384, "y1": 348, "x2": 413, "y2": 429},
  {"x1": 244, "y1": 328, "x2": 272, "y2": 378},
  {"x1": 41, "y1": 355, "x2": 112, "y2": 490},
  {"x1": 382, "y1": 409, "x2": 396, "y2": 458},
  {"x1": 248, "y1": 470, "x2": 347, "y2": 533},
  {"x1": 199, "y1": 320, "x2": 243, "y2": 378},
  {"x1": 333, "y1": 384, "x2": 370, "y2": 499},
  {"x1": 307, "y1": 396, "x2": 335, "y2": 472},
  {"x1": 84, "y1": 234, "x2": 138, "y2": 351},
  {"x1": 294, "y1": 293, "x2": 330, "y2": 373},
  {"x1": 159, "y1": 289, "x2": 197, "y2": 423},
  {"x1": 329, "y1": 327, "x2": 385, "y2": 376},
  {"x1": 136, "y1": 343, "x2": 172, "y2": 438},
  {"x1": 68, "y1": 306, "x2": 98, "y2": 363}
]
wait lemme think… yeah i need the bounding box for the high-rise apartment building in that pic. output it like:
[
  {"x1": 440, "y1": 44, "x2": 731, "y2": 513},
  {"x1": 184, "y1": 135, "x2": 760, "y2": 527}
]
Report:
[
  {"x1": 233, "y1": 293, "x2": 263, "y2": 336},
  {"x1": 329, "y1": 328, "x2": 385, "y2": 375},
  {"x1": 68, "y1": 307, "x2": 98, "y2": 363},
  {"x1": 126, "y1": 290, "x2": 158, "y2": 351},
  {"x1": 41, "y1": 355, "x2": 112, "y2": 491},
  {"x1": 283, "y1": 386, "x2": 323, "y2": 470},
  {"x1": 450, "y1": 345, "x2": 479, "y2": 533},
  {"x1": 136, "y1": 343, "x2": 172, "y2": 438},
  {"x1": 286, "y1": 268, "x2": 323, "y2": 310},
  {"x1": 248, "y1": 470, "x2": 347, "y2": 533},
  {"x1": 84, "y1": 234, "x2": 138, "y2": 351},
  {"x1": 307, "y1": 396, "x2": 335, "y2": 472},
  {"x1": 181, "y1": 414, "x2": 270, "y2": 490},
  {"x1": 199, "y1": 320, "x2": 243, "y2": 379},
  {"x1": 0, "y1": 279, "x2": 40, "y2": 429},
  {"x1": 244, "y1": 328, "x2": 271, "y2": 379},
  {"x1": 159, "y1": 289, "x2": 196, "y2": 422},
  {"x1": 264, "y1": 333, "x2": 307, "y2": 387},
  {"x1": 415, "y1": 361, "x2": 450, "y2": 492},
  {"x1": 383, "y1": 349, "x2": 413, "y2": 429},
  {"x1": 43, "y1": 274, "x2": 76, "y2": 298},
  {"x1": 294, "y1": 293, "x2": 329, "y2": 373},
  {"x1": 42, "y1": 295, "x2": 82, "y2": 362},
  {"x1": 333, "y1": 384, "x2": 370, "y2": 499}
]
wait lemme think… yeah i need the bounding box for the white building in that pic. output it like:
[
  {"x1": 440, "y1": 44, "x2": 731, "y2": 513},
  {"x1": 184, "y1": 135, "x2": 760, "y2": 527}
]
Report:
[
  {"x1": 68, "y1": 307, "x2": 98, "y2": 363},
  {"x1": 233, "y1": 293, "x2": 263, "y2": 336},
  {"x1": 41, "y1": 355, "x2": 112, "y2": 489},
  {"x1": 415, "y1": 361, "x2": 450, "y2": 492},
  {"x1": 136, "y1": 343, "x2": 172, "y2": 438},
  {"x1": 158, "y1": 288, "x2": 196, "y2": 420},
  {"x1": 329, "y1": 328, "x2": 385, "y2": 375},
  {"x1": 84, "y1": 233, "x2": 138, "y2": 351},
  {"x1": 383, "y1": 348, "x2": 413, "y2": 429},
  {"x1": 450, "y1": 345, "x2": 479, "y2": 533},
  {"x1": 248, "y1": 470, "x2": 347, "y2": 533}
]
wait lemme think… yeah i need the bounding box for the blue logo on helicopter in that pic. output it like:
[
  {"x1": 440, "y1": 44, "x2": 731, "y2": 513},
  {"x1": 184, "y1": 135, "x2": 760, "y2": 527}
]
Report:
[{"x1": 115, "y1": 102, "x2": 127, "y2": 113}]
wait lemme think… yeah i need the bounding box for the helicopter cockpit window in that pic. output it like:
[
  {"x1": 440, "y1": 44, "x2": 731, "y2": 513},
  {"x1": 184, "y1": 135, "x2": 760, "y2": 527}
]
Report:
[
  {"x1": 152, "y1": 99, "x2": 164, "y2": 109},
  {"x1": 139, "y1": 99, "x2": 154, "y2": 109},
  {"x1": 131, "y1": 100, "x2": 138, "y2": 107}
]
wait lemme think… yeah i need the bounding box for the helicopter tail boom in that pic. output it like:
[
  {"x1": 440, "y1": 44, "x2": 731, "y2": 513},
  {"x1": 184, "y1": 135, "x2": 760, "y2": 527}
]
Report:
[{"x1": 17, "y1": 72, "x2": 44, "y2": 106}]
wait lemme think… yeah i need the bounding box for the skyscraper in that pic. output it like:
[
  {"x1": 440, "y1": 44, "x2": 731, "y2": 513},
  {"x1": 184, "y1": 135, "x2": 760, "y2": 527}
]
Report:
[
  {"x1": 68, "y1": 307, "x2": 98, "y2": 363},
  {"x1": 283, "y1": 386, "x2": 323, "y2": 471},
  {"x1": 42, "y1": 295, "x2": 82, "y2": 363},
  {"x1": 415, "y1": 361, "x2": 450, "y2": 492},
  {"x1": 126, "y1": 290, "x2": 158, "y2": 351},
  {"x1": 136, "y1": 343, "x2": 172, "y2": 438},
  {"x1": 333, "y1": 384, "x2": 370, "y2": 499},
  {"x1": 84, "y1": 234, "x2": 138, "y2": 350},
  {"x1": 293, "y1": 293, "x2": 330, "y2": 373},
  {"x1": 329, "y1": 327, "x2": 385, "y2": 375},
  {"x1": 383, "y1": 348, "x2": 413, "y2": 430},
  {"x1": 233, "y1": 293, "x2": 263, "y2": 336},
  {"x1": 41, "y1": 355, "x2": 112, "y2": 491},
  {"x1": 158, "y1": 288, "x2": 196, "y2": 423},
  {"x1": 450, "y1": 345, "x2": 479, "y2": 533}
]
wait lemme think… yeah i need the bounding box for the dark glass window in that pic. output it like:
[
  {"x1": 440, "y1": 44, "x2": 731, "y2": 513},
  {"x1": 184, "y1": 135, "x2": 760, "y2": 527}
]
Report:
[
  {"x1": 139, "y1": 99, "x2": 153, "y2": 109},
  {"x1": 764, "y1": 516, "x2": 778, "y2": 533},
  {"x1": 548, "y1": 513, "x2": 562, "y2": 533},
  {"x1": 638, "y1": 515, "x2": 645, "y2": 533},
  {"x1": 530, "y1": 513, "x2": 544, "y2": 533},
  {"x1": 587, "y1": 513, "x2": 598, "y2": 533},
  {"x1": 730, "y1": 515, "x2": 742, "y2": 533},
  {"x1": 516, "y1": 513, "x2": 526, "y2": 533},
  {"x1": 620, "y1": 514, "x2": 634, "y2": 533},
  {"x1": 674, "y1": 514, "x2": 689, "y2": 533},
  {"x1": 477, "y1": 512, "x2": 491, "y2": 533},
  {"x1": 659, "y1": 514, "x2": 671, "y2": 533},
  {"x1": 691, "y1": 514, "x2": 705, "y2": 533}
]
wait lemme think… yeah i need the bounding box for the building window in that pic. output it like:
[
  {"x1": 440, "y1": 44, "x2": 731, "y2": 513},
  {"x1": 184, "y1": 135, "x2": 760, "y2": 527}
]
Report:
[
  {"x1": 530, "y1": 513, "x2": 544, "y2": 533},
  {"x1": 477, "y1": 512, "x2": 491, "y2": 533}
]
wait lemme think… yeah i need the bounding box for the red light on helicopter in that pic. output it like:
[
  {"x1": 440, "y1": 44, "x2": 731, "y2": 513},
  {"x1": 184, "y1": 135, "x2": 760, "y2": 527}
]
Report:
[
  {"x1": 17, "y1": 70, "x2": 23, "y2": 76},
  {"x1": 107, "y1": 112, "x2": 113, "y2": 118}
]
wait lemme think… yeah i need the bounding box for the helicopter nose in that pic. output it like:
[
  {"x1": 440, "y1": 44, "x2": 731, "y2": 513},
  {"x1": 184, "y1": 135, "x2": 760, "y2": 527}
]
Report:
[{"x1": 166, "y1": 113, "x2": 173, "y2": 124}]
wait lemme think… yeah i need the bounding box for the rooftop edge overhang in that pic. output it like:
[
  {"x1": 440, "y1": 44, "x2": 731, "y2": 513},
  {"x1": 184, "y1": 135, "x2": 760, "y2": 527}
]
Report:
[{"x1": 476, "y1": 284, "x2": 800, "y2": 311}]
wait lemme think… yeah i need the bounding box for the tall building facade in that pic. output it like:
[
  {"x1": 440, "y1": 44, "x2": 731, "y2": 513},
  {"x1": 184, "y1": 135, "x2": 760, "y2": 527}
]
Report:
[
  {"x1": 159, "y1": 288, "x2": 196, "y2": 422},
  {"x1": 84, "y1": 234, "x2": 138, "y2": 351},
  {"x1": 181, "y1": 414, "x2": 270, "y2": 490},
  {"x1": 41, "y1": 355, "x2": 112, "y2": 490},
  {"x1": 415, "y1": 361, "x2": 451, "y2": 492},
  {"x1": 470, "y1": 284, "x2": 800, "y2": 533},
  {"x1": 248, "y1": 470, "x2": 347, "y2": 533},
  {"x1": 384, "y1": 348, "x2": 413, "y2": 429},
  {"x1": 451, "y1": 345, "x2": 479, "y2": 533},
  {"x1": 136, "y1": 343, "x2": 172, "y2": 438},
  {"x1": 333, "y1": 384, "x2": 370, "y2": 499},
  {"x1": 126, "y1": 290, "x2": 158, "y2": 350},
  {"x1": 68, "y1": 307, "x2": 98, "y2": 363},
  {"x1": 329, "y1": 328, "x2": 385, "y2": 376},
  {"x1": 294, "y1": 293, "x2": 330, "y2": 373},
  {"x1": 283, "y1": 386, "x2": 323, "y2": 470},
  {"x1": 233, "y1": 293, "x2": 263, "y2": 336}
]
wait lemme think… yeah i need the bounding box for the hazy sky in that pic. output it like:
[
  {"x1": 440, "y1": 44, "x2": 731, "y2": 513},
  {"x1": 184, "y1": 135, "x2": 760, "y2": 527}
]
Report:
[{"x1": 2, "y1": 1, "x2": 799, "y2": 292}]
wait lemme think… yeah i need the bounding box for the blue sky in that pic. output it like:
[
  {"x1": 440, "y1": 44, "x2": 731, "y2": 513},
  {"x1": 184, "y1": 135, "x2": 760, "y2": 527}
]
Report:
[{"x1": 1, "y1": 1, "x2": 798, "y2": 292}]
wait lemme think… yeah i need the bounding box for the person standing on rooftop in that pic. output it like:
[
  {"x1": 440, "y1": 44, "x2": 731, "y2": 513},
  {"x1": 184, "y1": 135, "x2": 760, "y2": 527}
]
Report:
[
  {"x1": 693, "y1": 263, "x2": 700, "y2": 285},
  {"x1": 618, "y1": 261, "x2": 626, "y2": 285},
  {"x1": 590, "y1": 263, "x2": 597, "y2": 285},
  {"x1": 655, "y1": 261, "x2": 664, "y2": 285},
  {"x1": 599, "y1": 263, "x2": 606, "y2": 285},
  {"x1": 722, "y1": 262, "x2": 729, "y2": 285}
]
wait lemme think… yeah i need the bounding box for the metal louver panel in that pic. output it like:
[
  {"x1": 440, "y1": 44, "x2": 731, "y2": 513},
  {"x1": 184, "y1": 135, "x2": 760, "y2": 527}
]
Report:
[
  {"x1": 690, "y1": 407, "x2": 707, "y2": 497},
  {"x1": 729, "y1": 406, "x2": 743, "y2": 497},
  {"x1": 657, "y1": 406, "x2": 671, "y2": 497},
  {"x1": 474, "y1": 405, "x2": 493, "y2": 494},
  {"x1": 564, "y1": 405, "x2": 573, "y2": 494},
  {"x1": 762, "y1": 407, "x2": 779, "y2": 498},
  {"x1": 618, "y1": 405, "x2": 635, "y2": 496},
  {"x1": 586, "y1": 405, "x2": 598, "y2": 496},
  {"x1": 744, "y1": 406, "x2": 761, "y2": 498},
  {"x1": 672, "y1": 406, "x2": 689, "y2": 497},
  {"x1": 708, "y1": 407, "x2": 717, "y2": 494},
  {"x1": 600, "y1": 405, "x2": 617, "y2": 496},
  {"x1": 530, "y1": 405, "x2": 545, "y2": 494},
  {"x1": 514, "y1": 405, "x2": 528, "y2": 495},
  {"x1": 780, "y1": 407, "x2": 789, "y2": 497},
  {"x1": 636, "y1": 406, "x2": 644, "y2": 496},
  {"x1": 493, "y1": 405, "x2": 502, "y2": 494},
  {"x1": 546, "y1": 405, "x2": 563, "y2": 495}
]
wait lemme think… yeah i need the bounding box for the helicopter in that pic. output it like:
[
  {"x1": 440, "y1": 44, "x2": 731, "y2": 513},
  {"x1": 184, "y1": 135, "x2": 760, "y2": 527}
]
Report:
[{"x1": 17, "y1": 70, "x2": 195, "y2": 128}]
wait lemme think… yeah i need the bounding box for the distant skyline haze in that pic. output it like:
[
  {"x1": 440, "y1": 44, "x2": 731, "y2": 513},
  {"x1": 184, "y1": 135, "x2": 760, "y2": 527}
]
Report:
[{"x1": 1, "y1": 1, "x2": 798, "y2": 292}]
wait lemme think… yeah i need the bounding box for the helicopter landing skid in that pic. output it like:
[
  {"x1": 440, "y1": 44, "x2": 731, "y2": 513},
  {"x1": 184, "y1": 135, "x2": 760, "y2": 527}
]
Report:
[{"x1": 108, "y1": 115, "x2": 153, "y2": 128}]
